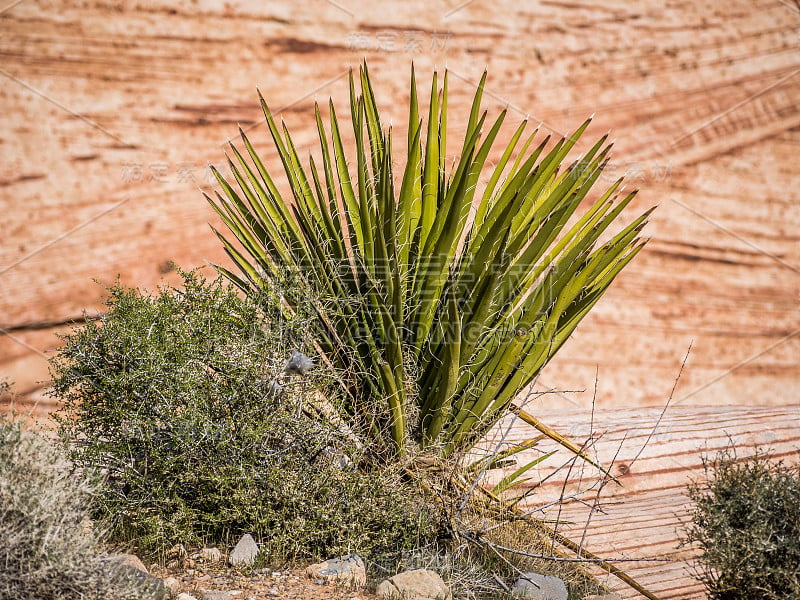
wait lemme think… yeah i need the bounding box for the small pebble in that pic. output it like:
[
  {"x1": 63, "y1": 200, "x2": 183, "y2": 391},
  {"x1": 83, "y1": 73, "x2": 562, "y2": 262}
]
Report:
[
  {"x1": 162, "y1": 576, "x2": 180, "y2": 591},
  {"x1": 200, "y1": 547, "x2": 223, "y2": 563},
  {"x1": 202, "y1": 592, "x2": 232, "y2": 600}
]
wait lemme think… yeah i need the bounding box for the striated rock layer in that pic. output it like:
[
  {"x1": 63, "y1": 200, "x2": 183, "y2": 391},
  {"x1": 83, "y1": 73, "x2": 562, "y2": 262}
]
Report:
[{"x1": 1, "y1": 1, "x2": 798, "y2": 417}]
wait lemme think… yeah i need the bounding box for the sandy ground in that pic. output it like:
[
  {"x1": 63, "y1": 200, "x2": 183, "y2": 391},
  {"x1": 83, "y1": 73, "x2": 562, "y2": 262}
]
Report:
[{"x1": 149, "y1": 563, "x2": 382, "y2": 600}]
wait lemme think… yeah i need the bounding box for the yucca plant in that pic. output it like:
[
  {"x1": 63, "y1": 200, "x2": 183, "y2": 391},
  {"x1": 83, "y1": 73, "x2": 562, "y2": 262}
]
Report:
[
  {"x1": 208, "y1": 62, "x2": 660, "y2": 600},
  {"x1": 207, "y1": 63, "x2": 650, "y2": 459}
]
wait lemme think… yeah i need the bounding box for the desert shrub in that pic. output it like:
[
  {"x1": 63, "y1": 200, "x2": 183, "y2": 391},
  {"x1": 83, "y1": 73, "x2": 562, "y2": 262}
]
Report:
[
  {"x1": 686, "y1": 448, "x2": 800, "y2": 600},
  {"x1": 0, "y1": 415, "x2": 163, "y2": 600},
  {"x1": 50, "y1": 269, "x2": 445, "y2": 562}
]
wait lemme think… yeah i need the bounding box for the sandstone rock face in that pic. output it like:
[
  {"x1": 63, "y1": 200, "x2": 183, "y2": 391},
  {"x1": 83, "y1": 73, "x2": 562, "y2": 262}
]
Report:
[
  {"x1": 377, "y1": 569, "x2": 451, "y2": 600},
  {"x1": 2, "y1": 1, "x2": 798, "y2": 419}
]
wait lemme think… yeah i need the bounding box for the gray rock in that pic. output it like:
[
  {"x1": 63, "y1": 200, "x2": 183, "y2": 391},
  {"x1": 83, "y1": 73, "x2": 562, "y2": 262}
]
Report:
[
  {"x1": 200, "y1": 546, "x2": 223, "y2": 563},
  {"x1": 105, "y1": 552, "x2": 149, "y2": 574},
  {"x1": 512, "y1": 572, "x2": 567, "y2": 600},
  {"x1": 203, "y1": 591, "x2": 234, "y2": 600},
  {"x1": 284, "y1": 351, "x2": 314, "y2": 375},
  {"x1": 228, "y1": 533, "x2": 259, "y2": 567},
  {"x1": 377, "y1": 569, "x2": 451, "y2": 600},
  {"x1": 306, "y1": 554, "x2": 366, "y2": 587},
  {"x1": 162, "y1": 576, "x2": 180, "y2": 591},
  {"x1": 96, "y1": 553, "x2": 168, "y2": 599}
]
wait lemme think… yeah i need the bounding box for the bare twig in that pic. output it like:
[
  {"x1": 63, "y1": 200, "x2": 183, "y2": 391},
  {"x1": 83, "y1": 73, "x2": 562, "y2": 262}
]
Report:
[
  {"x1": 472, "y1": 482, "x2": 664, "y2": 600},
  {"x1": 628, "y1": 342, "x2": 693, "y2": 472},
  {"x1": 476, "y1": 536, "x2": 672, "y2": 564}
]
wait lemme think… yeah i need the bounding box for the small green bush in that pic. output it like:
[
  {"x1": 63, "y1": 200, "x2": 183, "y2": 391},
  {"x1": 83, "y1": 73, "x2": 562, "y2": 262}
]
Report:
[
  {"x1": 49, "y1": 269, "x2": 444, "y2": 563},
  {"x1": 0, "y1": 415, "x2": 162, "y2": 600},
  {"x1": 687, "y1": 448, "x2": 800, "y2": 600}
]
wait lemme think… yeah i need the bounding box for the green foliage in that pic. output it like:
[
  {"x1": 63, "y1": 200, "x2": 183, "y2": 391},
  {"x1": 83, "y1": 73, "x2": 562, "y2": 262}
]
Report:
[
  {"x1": 208, "y1": 62, "x2": 651, "y2": 457},
  {"x1": 0, "y1": 415, "x2": 163, "y2": 600},
  {"x1": 50, "y1": 269, "x2": 444, "y2": 562},
  {"x1": 687, "y1": 449, "x2": 800, "y2": 600}
]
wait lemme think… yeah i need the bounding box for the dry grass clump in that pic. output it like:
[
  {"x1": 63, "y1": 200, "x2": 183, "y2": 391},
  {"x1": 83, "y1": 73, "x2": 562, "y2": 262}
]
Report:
[
  {"x1": 381, "y1": 446, "x2": 610, "y2": 599},
  {"x1": 0, "y1": 414, "x2": 163, "y2": 600}
]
